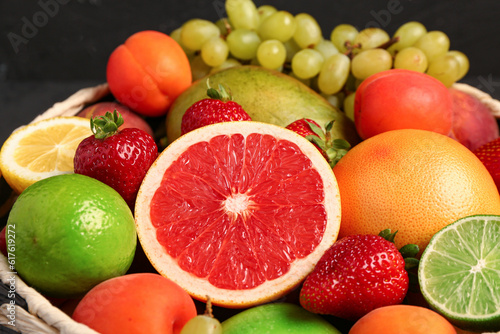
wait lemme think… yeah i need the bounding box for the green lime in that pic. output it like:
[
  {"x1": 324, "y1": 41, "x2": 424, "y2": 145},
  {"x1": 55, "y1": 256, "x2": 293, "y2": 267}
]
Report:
[
  {"x1": 222, "y1": 302, "x2": 341, "y2": 334},
  {"x1": 418, "y1": 214, "x2": 500, "y2": 332},
  {"x1": 7, "y1": 173, "x2": 137, "y2": 298}
]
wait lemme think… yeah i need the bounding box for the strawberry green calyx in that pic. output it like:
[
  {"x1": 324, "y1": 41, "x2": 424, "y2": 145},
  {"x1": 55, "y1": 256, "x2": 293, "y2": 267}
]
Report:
[
  {"x1": 91, "y1": 110, "x2": 125, "y2": 140},
  {"x1": 305, "y1": 120, "x2": 351, "y2": 167},
  {"x1": 378, "y1": 229, "x2": 420, "y2": 288},
  {"x1": 399, "y1": 244, "x2": 420, "y2": 268},
  {"x1": 378, "y1": 229, "x2": 419, "y2": 266},
  {"x1": 378, "y1": 228, "x2": 397, "y2": 242},
  {"x1": 206, "y1": 79, "x2": 233, "y2": 102}
]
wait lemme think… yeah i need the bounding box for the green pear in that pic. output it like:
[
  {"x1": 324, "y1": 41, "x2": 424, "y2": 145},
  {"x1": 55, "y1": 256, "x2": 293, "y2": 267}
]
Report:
[
  {"x1": 221, "y1": 302, "x2": 341, "y2": 334},
  {"x1": 166, "y1": 65, "x2": 360, "y2": 145}
]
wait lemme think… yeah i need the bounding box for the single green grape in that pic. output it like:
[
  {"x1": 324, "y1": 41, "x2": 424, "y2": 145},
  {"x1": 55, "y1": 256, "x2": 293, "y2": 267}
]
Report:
[
  {"x1": 169, "y1": 27, "x2": 182, "y2": 43},
  {"x1": 190, "y1": 54, "x2": 212, "y2": 81},
  {"x1": 209, "y1": 58, "x2": 242, "y2": 74},
  {"x1": 170, "y1": 27, "x2": 196, "y2": 57},
  {"x1": 284, "y1": 38, "x2": 301, "y2": 63},
  {"x1": 330, "y1": 24, "x2": 358, "y2": 53},
  {"x1": 354, "y1": 77, "x2": 363, "y2": 89},
  {"x1": 291, "y1": 48, "x2": 324, "y2": 79},
  {"x1": 258, "y1": 10, "x2": 296, "y2": 42},
  {"x1": 257, "y1": 39, "x2": 287, "y2": 69},
  {"x1": 181, "y1": 297, "x2": 221, "y2": 334},
  {"x1": 180, "y1": 19, "x2": 220, "y2": 51},
  {"x1": 352, "y1": 27, "x2": 390, "y2": 54},
  {"x1": 426, "y1": 54, "x2": 460, "y2": 87},
  {"x1": 314, "y1": 39, "x2": 339, "y2": 61},
  {"x1": 293, "y1": 13, "x2": 322, "y2": 48},
  {"x1": 249, "y1": 57, "x2": 260, "y2": 66},
  {"x1": 344, "y1": 73, "x2": 359, "y2": 92},
  {"x1": 393, "y1": 46, "x2": 428, "y2": 72},
  {"x1": 388, "y1": 21, "x2": 427, "y2": 53},
  {"x1": 447, "y1": 50, "x2": 469, "y2": 81},
  {"x1": 343, "y1": 92, "x2": 356, "y2": 121},
  {"x1": 226, "y1": 29, "x2": 261, "y2": 60},
  {"x1": 215, "y1": 18, "x2": 232, "y2": 36},
  {"x1": 180, "y1": 314, "x2": 222, "y2": 334},
  {"x1": 257, "y1": 4, "x2": 277, "y2": 24},
  {"x1": 317, "y1": 53, "x2": 351, "y2": 95},
  {"x1": 225, "y1": 0, "x2": 259, "y2": 30},
  {"x1": 253, "y1": 56, "x2": 283, "y2": 72},
  {"x1": 201, "y1": 37, "x2": 229, "y2": 67},
  {"x1": 309, "y1": 74, "x2": 320, "y2": 92},
  {"x1": 321, "y1": 91, "x2": 345, "y2": 109},
  {"x1": 351, "y1": 48, "x2": 392, "y2": 80},
  {"x1": 413, "y1": 30, "x2": 450, "y2": 62}
]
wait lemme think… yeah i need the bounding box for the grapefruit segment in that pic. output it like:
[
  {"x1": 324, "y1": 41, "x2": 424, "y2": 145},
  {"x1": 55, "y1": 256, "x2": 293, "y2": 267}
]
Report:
[{"x1": 135, "y1": 121, "x2": 341, "y2": 308}]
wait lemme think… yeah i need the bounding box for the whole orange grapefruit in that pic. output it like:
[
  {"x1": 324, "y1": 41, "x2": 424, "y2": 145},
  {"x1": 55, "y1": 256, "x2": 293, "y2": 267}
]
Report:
[{"x1": 332, "y1": 129, "x2": 500, "y2": 253}]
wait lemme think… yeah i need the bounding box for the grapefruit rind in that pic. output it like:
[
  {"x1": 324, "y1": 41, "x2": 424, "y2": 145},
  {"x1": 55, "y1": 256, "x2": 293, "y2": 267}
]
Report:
[
  {"x1": 135, "y1": 121, "x2": 341, "y2": 308},
  {"x1": 418, "y1": 214, "x2": 500, "y2": 332}
]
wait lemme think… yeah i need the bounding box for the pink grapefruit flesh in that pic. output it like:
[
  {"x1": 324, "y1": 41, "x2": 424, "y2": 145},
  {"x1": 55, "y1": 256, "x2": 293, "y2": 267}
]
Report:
[{"x1": 135, "y1": 121, "x2": 341, "y2": 308}]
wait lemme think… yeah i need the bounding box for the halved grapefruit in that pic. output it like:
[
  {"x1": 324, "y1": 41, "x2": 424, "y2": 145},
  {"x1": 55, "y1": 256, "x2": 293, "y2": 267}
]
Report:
[{"x1": 135, "y1": 121, "x2": 341, "y2": 308}]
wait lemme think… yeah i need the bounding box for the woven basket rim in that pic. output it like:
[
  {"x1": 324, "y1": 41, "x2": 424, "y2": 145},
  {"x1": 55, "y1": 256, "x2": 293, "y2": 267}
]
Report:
[
  {"x1": 452, "y1": 82, "x2": 500, "y2": 118},
  {"x1": 0, "y1": 83, "x2": 109, "y2": 334},
  {"x1": 0, "y1": 253, "x2": 99, "y2": 334}
]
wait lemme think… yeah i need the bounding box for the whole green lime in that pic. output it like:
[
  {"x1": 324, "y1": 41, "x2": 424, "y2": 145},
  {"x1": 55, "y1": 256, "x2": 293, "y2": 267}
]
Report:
[
  {"x1": 7, "y1": 173, "x2": 137, "y2": 298},
  {"x1": 222, "y1": 303, "x2": 341, "y2": 334}
]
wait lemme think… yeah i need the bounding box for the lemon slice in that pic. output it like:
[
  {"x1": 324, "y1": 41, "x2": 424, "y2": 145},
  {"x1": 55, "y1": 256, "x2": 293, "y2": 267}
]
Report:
[{"x1": 0, "y1": 117, "x2": 92, "y2": 194}]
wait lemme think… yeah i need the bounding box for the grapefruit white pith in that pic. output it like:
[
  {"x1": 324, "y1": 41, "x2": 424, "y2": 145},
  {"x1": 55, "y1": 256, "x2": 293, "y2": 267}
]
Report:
[{"x1": 135, "y1": 121, "x2": 341, "y2": 308}]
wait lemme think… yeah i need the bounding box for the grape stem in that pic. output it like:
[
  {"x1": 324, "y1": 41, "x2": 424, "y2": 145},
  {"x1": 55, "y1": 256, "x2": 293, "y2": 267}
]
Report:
[
  {"x1": 343, "y1": 41, "x2": 360, "y2": 58},
  {"x1": 205, "y1": 295, "x2": 214, "y2": 318},
  {"x1": 221, "y1": 18, "x2": 232, "y2": 39},
  {"x1": 344, "y1": 36, "x2": 400, "y2": 59},
  {"x1": 376, "y1": 36, "x2": 400, "y2": 50}
]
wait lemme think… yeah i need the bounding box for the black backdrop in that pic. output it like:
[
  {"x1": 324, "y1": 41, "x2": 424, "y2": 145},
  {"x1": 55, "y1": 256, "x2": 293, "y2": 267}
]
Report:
[
  {"x1": 2, "y1": 0, "x2": 500, "y2": 80},
  {"x1": 1, "y1": 0, "x2": 500, "y2": 142}
]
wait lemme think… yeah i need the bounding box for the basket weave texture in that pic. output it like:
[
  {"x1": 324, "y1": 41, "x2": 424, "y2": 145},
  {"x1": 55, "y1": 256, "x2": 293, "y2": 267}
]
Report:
[{"x1": 0, "y1": 83, "x2": 109, "y2": 334}]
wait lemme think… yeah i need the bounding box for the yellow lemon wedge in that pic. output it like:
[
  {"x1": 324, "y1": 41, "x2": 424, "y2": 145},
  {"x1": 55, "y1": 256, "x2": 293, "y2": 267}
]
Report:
[{"x1": 0, "y1": 116, "x2": 92, "y2": 194}]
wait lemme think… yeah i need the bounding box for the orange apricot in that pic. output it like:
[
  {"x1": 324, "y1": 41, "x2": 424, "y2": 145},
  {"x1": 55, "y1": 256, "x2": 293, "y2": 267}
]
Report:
[
  {"x1": 106, "y1": 30, "x2": 192, "y2": 117},
  {"x1": 354, "y1": 69, "x2": 453, "y2": 140},
  {"x1": 349, "y1": 305, "x2": 457, "y2": 334}
]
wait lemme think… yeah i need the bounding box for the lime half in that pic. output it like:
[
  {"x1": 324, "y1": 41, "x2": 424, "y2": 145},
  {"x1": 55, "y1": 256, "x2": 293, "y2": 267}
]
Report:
[{"x1": 418, "y1": 214, "x2": 500, "y2": 332}]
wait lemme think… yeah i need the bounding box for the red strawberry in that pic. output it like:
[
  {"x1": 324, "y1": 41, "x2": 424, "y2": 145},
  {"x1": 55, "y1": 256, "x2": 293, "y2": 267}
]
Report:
[
  {"x1": 181, "y1": 82, "x2": 251, "y2": 135},
  {"x1": 285, "y1": 118, "x2": 351, "y2": 167},
  {"x1": 473, "y1": 137, "x2": 500, "y2": 191},
  {"x1": 74, "y1": 110, "x2": 158, "y2": 210},
  {"x1": 299, "y1": 230, "x2": 418, "y2": 321},
  {"x1": 285, "y1": 118, "x2": 323, "y2": 141}
]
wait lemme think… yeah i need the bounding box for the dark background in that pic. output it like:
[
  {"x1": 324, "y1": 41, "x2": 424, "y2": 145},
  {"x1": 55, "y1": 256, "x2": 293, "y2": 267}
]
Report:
[{"x1": 1, "y1": 0, "x2": 500, "y2": 143}]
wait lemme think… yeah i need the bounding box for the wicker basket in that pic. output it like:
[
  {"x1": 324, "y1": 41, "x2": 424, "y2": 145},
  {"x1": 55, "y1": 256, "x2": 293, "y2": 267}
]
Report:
[
  {"x1": 0, "y1": 82, "x2": 499, "y2": 334},
  {"x1": 0, "y1": 83, "x2": 110, "y2": 333}
]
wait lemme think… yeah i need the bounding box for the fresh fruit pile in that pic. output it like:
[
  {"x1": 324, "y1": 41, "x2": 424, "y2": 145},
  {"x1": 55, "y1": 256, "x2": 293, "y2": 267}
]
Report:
[{"x1": 1, "y1": 0, "x2": 500, "y2": 333}]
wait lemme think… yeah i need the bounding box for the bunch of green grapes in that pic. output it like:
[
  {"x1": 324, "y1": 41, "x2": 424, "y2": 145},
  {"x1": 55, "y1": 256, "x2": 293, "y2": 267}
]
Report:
[{"x1": 170, "y1": 0, "x2": 469, "y2": 114}]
